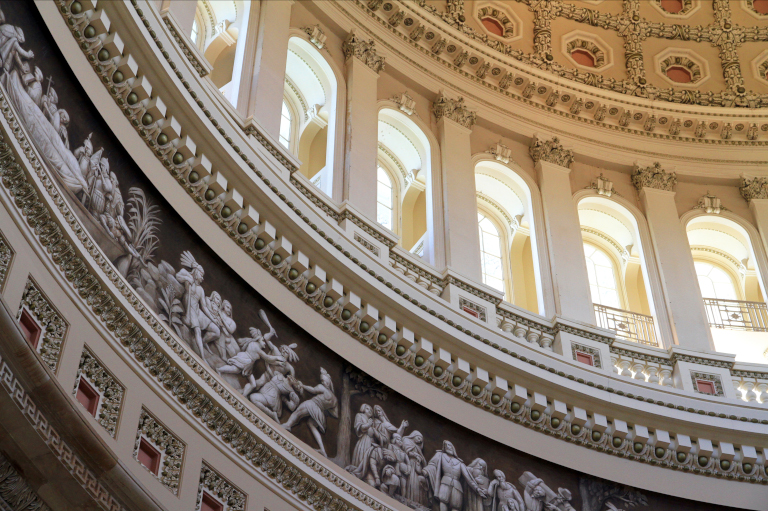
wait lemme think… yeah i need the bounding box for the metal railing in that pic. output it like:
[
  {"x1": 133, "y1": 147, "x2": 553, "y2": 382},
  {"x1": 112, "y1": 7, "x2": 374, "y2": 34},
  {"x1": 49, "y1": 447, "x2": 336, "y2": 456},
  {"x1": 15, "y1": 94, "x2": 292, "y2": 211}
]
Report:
[
  {"x1": 593, "y1": 304, "x2": 658, "y2": 346},
  {"x1": 703, "y1": 298, "x2": 768, "y2": 332}
]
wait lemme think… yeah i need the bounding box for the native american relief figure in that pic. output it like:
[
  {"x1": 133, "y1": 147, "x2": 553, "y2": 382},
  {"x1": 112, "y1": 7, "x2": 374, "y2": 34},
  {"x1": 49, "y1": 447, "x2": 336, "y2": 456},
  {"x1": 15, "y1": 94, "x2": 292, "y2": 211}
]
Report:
[
  {"x1": 465, "y1": 459, "x2": 491, "y2": 511},
  {"x1": 175, "y1": 251, "x2": 221, "y2": 357},
  {"x1": 282, "y1": 368, "x2": 339, "y2": 457}
]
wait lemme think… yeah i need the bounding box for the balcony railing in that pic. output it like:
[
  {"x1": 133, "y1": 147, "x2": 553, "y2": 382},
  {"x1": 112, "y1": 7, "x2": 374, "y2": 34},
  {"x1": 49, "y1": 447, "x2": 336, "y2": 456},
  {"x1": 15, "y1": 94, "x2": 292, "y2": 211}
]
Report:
[
  {"x1": 703, "y1": 298, "x2": 768, "y2": 332},
  {"x1": 593, "y1": 304, "x2": 658, "y2": 347}
]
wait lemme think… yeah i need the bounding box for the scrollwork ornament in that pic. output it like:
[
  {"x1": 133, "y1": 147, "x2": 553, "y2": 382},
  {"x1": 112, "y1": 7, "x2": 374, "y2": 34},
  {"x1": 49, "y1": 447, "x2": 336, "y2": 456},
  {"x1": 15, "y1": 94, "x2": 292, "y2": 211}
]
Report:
[{"x1": 631, "y1": 162, "x2": 677, "y2": 192}]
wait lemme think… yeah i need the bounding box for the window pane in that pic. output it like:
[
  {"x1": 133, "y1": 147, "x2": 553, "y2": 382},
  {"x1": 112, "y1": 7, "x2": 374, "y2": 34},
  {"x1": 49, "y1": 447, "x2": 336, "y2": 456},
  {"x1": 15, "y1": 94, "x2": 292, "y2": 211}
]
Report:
[
  {"x1": 376, "y1": 167, "x2": 394, "y2": 229},
  {"x1": 279, "y1": 102, "x2": 292, "y2": 149},
  {"x1": 583, "y1": 243, "x2": 620, "y2": 308},
  {"x1": 478, "y1": 214, "x2": 506, "y2": 297}
]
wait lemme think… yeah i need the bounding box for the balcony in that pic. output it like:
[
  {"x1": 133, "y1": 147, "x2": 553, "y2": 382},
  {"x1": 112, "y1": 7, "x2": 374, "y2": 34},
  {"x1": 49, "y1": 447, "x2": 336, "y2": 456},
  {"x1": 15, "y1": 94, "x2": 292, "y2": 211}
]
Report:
[
  {"x1": 593, "y1": 304, "x2": 658, "y2": 347},
  {"x1": 703, "y1": 298, "x2": 768, "y2": 332}
]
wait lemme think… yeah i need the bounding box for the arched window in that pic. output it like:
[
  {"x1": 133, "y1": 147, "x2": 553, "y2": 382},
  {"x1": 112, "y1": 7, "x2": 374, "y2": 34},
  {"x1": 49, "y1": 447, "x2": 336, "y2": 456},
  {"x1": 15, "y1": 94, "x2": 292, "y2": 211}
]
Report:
[
  {"x1": 376, "y1": 166, "x2": 394, "y2": 230},
  {"x1": 478, "y1": 213, "x2": 505, "y2": 296},
  {"x1": 191, "y1": 19, "x2": 200, "y2": 45},
  {"x1": 279, "y1": 101, "x2": 292, "y2": 150},
  {"x1": 695, "y1": 261, "x2": 738, "y2": 300},
  {"x1": 584, "y1": 243, "x2": 621, "y2": 308}
]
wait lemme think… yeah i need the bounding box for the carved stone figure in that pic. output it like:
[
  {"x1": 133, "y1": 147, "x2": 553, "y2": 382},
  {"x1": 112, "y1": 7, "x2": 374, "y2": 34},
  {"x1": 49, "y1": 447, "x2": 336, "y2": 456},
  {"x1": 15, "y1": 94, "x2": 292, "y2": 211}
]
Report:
[
  {"x1": 249, "y1": 372, "x2": 301, "y2": 422},
  {"x1": 387, "y1": 433, "x2": 411, "y2": 496},
  {"x1": 175, "y1": 251, "x2": 220, "y2": 356},
  {"x1": 488, "y1": 470, "x2": 525, "y2": 511},
  {"x1": 424, "y1": 440, "x2": 487, "y2": 511},
  {"x1": 523, "y1": 478, "x2": 546, "y2": 511},
  {"x1": 401, "y1": 430, "x2": 428, "y2": 505},
  {"x1": 380, "y1": 464, "x2": 400, "y2": 497},
  {"x1": 465, "y1": 459, "x2": 491, "y2": 511},
  {"x1": 217, "y1": 326, "x2": 279, "y2": 395},
  {"x1": 282, "y1": 367, "x2": 339, "y2": 457},
  {"x1": 373, "y1": 404, "x2": 408, "y2": 448},
  {"x1": 347, "y1": 404, "x2": 380, "y2": 485}
]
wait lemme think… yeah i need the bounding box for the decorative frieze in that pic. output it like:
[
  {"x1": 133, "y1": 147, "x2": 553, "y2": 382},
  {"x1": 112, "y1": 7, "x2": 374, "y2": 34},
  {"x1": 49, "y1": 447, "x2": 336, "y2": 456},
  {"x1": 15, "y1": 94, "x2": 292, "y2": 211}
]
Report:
[
  {"x1": 134, "y1": 408, "x2": 185, "y2": 495},
  {"x1": 432, "y1": 91, "x2": 477, "y2": 129},
  {"x1": 197, "y1": 463, "x2": 247, "y2": 511},
  {"x1": 631, "y1": 162, "x2": 677, "y2": 192},
  {"x1": 0, "y1": 452, "x2": 52, "y2": 511},
  {"x1": 16, "y1": 277, "x2": 68, "y2": 373},
  {"x1": 73, "y1": 347, "x2": 125, "y2": 438},
  {"x1": 342, "y1": 30, "x2": 385, "y2": 73},
  {"x1": 739, "y1": 176, "x2": 768, "y2": 202},
  {"x1": 0, "y1": 229, "x2": 13, "y2": 292},
  {"x1": 528, "y1": 135, "x2": 574, "y2": 168}
]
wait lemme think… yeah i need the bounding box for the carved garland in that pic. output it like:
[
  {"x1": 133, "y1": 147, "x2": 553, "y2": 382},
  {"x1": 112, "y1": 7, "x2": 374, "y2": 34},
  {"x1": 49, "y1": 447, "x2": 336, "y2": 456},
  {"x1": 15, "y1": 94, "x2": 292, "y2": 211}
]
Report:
[
  {"x1": 690, "y1": 371, "x2": 725, "y2": 397},
  {"x1": 73, "y1": 346, "x2": 125, "y2": 438},
  {"x1": 16, "y1": 277, "x2": 68, "y2": 373},
  {"x1": 0, "y1": 452, "x2": 52, "y2": 511},
  {"x1": 631, "y1": 163, "x2": 677, "y2": 192},
  {"x1": 197, "y1": 462, "x2": 247, "y2": 511},
  {"x1": 134, "y1": 408, "x2": 185, "y2": 495}
]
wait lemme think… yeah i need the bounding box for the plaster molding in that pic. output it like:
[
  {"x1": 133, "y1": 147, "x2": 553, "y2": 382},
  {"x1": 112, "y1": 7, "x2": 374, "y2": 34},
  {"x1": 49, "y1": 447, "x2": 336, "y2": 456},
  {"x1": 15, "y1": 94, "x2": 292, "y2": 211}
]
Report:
[{"x1": 739, "y1": 175, "x2": 768, "y2": 202}]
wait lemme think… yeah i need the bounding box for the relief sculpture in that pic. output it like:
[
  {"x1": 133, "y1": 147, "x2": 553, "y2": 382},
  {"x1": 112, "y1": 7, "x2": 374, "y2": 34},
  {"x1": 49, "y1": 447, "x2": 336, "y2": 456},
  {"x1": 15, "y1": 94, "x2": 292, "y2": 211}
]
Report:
[{"x1": 0, "y1": 4, "x2": 739, "y2": 511}]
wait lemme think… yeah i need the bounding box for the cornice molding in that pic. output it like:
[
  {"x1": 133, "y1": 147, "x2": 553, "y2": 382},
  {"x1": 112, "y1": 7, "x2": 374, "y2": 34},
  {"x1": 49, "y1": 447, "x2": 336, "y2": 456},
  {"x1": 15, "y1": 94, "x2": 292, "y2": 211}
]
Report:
[
  {"x1": 529, "y1": 135, "x2": 574, "y2": 168},
  {"x1": 632, "y1": 162, "x2": 677, "y2": 192},
  {"x1": 342, "y1": 30, "x2": 385, "y2": 74},
  {"x1": 432, "y1": 91, "x2": 477, "y2": 129}
]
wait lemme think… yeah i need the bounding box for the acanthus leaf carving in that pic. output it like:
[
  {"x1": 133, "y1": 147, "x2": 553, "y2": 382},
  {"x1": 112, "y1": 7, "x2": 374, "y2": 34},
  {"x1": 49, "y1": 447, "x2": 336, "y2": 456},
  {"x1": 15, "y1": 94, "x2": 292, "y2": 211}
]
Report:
[
  {"x1": 528, "y1": 135, "x2": 574, "y2": 168},
  {"x1": 432, "y1": 91, "x2": 477, "y2": 129},
  {"x1": 342, "y1": 30, "x2": 385, "y2": 74},
  {"x1": 631, "y1": 162, "x2": 677, "y2": 192},
  {"x1": 739, "y1": 176, "x2": 768, "y2": 202}
]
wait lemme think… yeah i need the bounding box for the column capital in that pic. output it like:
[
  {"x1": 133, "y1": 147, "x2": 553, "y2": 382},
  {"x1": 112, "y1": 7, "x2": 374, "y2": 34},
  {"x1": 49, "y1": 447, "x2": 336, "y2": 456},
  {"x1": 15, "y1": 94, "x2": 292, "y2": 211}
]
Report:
[
  {"x1": 528, "y1": 135, "x2": 574, "y2": 168},
  {"x1": 432, "y1": 91, "x2": 477, "y2": 130},
  {"x1": 739, "y1": 175, "x2": 768, "y2": 203},
  {"x1": 342, "y1": 30, "x2": 385, "y2": 74},
  {"x1": 631, "y1": 162, "x2": 676, "y2": 192}
]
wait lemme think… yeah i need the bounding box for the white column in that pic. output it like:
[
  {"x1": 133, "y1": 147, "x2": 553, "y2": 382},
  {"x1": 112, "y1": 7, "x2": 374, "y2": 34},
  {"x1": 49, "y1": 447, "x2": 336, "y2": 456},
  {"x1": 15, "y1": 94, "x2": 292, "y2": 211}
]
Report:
[
  {"x1": 531, "y1": 137, "x2": 594, "y2": 324},
  {"x1": 746, "y1": 193, "x2": 768, "y2": 297},
  {"x1": 159, "y1": 0, "x2": 197, "y2": 36},
  {"x1": 434, "y1": 94, "x2": 482, "y2": 282},
  {"x1": 637, "y1": 164, "x2": 714, "y2": 352},
  {"x1": 341, "y1": 32, "x2": 384, "y2": 221},
  {"x1": 228, "y1": 0, "x2": 293, "y2": 139}
]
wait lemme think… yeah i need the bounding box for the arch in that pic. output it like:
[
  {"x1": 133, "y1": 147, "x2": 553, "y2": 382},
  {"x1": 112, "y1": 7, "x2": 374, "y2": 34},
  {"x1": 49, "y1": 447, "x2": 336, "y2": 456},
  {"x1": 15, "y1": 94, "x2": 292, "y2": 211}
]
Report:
[
  {"x1": 378, "y1": 102, "x2": 443, "y2": 266},
  {"x1": 473, "y1": 156, "x2": 553, "y2": 316},
  {"x1": 287, "y1": 31, "x2": 346, "y2": 200},
  {"x1": 681, "y1": 209, "x2": 768, "y2": 302},
  {"x1": 574, "y1": 190, "x2": 673, "y2": 348},
  {"x1": 200, "y1": 1, "x2": 242, "y2": 91}
]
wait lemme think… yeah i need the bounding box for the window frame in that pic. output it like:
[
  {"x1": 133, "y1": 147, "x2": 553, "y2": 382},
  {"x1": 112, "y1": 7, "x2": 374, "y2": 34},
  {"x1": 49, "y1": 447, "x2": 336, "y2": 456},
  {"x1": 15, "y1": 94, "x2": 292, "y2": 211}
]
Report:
[
  {"x1": 280, "y1": 86, "x2": 302, "y2": 156},
  {"x1": 693, "y1": 257, "x2": 743, "y2": 301},
  {"x1": 582, "y1": 240, "x2": 627, "y2": 310},
  {"x1": 191, "y1": 7, "x2": 206, "y2": 51},
  {"x1": 476, "y1": 205, "x2": 512, "y2": 299},
  {"x1": 375, "y1": 161, "x2": 399, "y2": 234}
]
